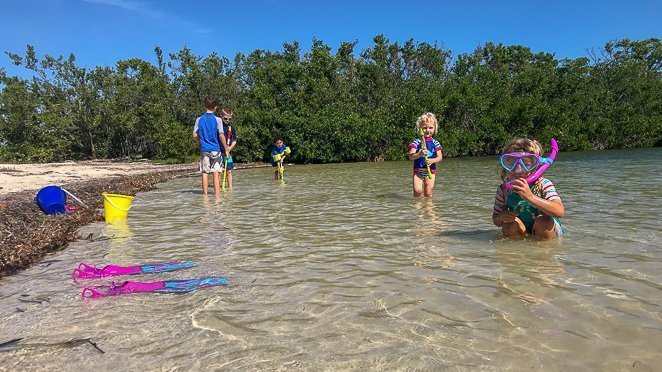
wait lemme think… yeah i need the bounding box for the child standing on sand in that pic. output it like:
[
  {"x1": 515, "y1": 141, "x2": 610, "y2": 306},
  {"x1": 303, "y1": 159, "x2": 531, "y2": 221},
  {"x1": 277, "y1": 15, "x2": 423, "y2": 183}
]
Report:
[
  {"x1": 407, "y1": 112, "x2": 443, "y2": 197},
  {"x1": 492, "y1": 138, "x2": 565, "y2": 239},
  {"x1": 192, "y1": 97, "x2": 229, "y2": 197}
]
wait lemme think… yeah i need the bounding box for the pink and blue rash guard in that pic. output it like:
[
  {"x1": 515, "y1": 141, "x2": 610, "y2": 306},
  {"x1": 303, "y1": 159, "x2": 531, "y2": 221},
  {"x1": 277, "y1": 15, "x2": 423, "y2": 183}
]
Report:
[{"x1": 409, "y1": 137, "x2": 442, "y2": 172}]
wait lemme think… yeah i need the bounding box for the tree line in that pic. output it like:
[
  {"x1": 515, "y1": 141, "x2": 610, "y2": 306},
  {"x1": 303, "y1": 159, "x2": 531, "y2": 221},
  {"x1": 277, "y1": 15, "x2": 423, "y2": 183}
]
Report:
[{"x1": 0, "y1": 36, "x2": 659, "y2": 163}]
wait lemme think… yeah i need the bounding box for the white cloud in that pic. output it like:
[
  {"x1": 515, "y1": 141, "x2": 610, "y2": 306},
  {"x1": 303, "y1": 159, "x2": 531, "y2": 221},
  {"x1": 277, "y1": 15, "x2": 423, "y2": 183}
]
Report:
[
  {"x1": 81, "y1": 0, "x2": 212, "y2": 35},
  {"x1": 81, "y1": 0, "x2": 166, "y2": 19}
]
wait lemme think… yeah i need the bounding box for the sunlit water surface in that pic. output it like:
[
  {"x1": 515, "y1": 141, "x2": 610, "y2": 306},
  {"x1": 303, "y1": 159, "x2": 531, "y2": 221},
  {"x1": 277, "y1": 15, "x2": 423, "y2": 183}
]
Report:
[{"x1": 1, "y1": 149, "x2": 661, "y2": 370}]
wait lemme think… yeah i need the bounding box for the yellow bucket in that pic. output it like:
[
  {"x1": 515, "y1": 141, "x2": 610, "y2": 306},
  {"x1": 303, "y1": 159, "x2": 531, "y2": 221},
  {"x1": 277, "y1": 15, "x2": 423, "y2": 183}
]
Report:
[{"x1": 102, "y1": 193, "x2": 134, "y2": 223}]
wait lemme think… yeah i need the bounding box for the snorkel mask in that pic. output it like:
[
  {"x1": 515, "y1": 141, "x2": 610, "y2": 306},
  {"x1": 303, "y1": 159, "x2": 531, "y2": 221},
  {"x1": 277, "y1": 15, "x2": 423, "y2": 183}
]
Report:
[
  {"x1": 500, "y1": 153, "x2": 547, "y2": 173},
  {"x1": 503, "y1": 138, "x2": 558, "y2": 190}
]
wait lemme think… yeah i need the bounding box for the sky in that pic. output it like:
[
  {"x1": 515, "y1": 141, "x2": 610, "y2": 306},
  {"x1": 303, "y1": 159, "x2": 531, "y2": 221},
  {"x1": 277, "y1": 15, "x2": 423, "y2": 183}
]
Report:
[{"x1": 0, "y1": 0, "x2": 660, "y2": 77}]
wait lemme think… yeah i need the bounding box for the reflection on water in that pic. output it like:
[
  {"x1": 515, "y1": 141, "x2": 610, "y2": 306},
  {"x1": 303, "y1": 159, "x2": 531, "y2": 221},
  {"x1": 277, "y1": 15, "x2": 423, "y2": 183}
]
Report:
[
  {"x1": 103, "y1": 219, "x2": 133, "y2": 260},
  {"x1": 1, "y1": 148, "x2": 661, "y2": 370}
]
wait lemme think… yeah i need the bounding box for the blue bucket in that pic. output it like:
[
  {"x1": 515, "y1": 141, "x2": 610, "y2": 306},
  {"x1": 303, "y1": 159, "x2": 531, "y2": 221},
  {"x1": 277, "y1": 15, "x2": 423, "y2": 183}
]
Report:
[{"x1": 36, "y1": 186, "x2": 67, "y2": 215}]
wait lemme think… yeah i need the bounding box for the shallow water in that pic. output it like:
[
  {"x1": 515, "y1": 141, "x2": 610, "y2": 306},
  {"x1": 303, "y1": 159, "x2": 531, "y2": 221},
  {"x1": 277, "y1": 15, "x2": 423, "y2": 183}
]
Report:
[{"x1": 1, "y1": 148, "x2": 661, "y2": 370}]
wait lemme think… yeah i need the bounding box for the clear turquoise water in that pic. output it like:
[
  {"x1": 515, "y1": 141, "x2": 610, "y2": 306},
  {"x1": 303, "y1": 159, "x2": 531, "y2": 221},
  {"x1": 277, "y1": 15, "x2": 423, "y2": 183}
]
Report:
[{"x1": 1, "y1": 148, "x2": 660, "y2": 370}]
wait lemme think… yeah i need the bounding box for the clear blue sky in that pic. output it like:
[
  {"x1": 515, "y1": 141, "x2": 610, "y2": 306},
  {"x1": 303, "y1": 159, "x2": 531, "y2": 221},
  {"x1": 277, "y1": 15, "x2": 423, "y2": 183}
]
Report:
[{"x1": 1, "y1": 0, "x2": 660, "y2": 77}]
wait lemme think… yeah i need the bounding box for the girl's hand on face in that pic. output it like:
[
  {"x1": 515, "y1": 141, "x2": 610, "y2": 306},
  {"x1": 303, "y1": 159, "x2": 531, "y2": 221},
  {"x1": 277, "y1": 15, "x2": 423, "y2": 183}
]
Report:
[{"x1": 511, "y1": 178, "x2": 534, "y2": 200}]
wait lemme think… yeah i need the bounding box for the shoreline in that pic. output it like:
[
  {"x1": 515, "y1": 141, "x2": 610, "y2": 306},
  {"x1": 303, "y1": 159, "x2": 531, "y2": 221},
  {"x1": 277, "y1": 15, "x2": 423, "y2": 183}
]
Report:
[
  {"x1": 0, "y1": 161, "x2": 270, "y2": 277},
  {"x1": 0, "y1": 160, "x2": 195, "y2": 195}
]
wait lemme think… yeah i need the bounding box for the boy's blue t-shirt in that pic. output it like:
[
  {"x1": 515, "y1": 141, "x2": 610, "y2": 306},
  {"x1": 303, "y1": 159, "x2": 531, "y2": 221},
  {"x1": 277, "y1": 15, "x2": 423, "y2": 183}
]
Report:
[
  {"x1": 409, "y1": 137, "x2": 442, "y2": 170},
  {"x1": 193, "y1": 113, "x2": 224, "y2": 152}
]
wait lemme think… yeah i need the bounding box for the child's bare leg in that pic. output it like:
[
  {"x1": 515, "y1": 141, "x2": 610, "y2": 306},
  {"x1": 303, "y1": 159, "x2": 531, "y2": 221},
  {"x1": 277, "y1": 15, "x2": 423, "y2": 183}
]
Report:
[
  {"x1": 227, "y1": 171, "x2": 233, "y2": 188},
  {"x1": 423, "y1": 177, "x2": 435, "y2": 197},
  {"x1": 502, "y1": 218, "x2": 526, "y2": 238},
  {"x1": 412, "y1": 175, "x2": 423, "y2": 197},
  {"x1": 201, "y1": 173, "x2": 209, "y2": 195},
  {"x1": 533, "y1": 215, "x2": 557, "y2": 239},
  {"x1": 274, "y1": 170, "x2": 279, "y2": 180},
  {"x1": 213, "y1": 172, "x2": 221, "y2": 197}
]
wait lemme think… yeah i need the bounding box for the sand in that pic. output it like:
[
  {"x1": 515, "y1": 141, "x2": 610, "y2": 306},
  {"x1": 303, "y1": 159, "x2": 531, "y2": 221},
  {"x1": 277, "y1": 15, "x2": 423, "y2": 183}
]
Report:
[
  {"x1": 0, "y1": 160, "x2": 195, "y2": 195},
  {"x1": 0, "y1": 161, "x2": 199, "y2": 275},
  {"x1": 0, "y1": 159, "x2": 275, "y2": 274}
]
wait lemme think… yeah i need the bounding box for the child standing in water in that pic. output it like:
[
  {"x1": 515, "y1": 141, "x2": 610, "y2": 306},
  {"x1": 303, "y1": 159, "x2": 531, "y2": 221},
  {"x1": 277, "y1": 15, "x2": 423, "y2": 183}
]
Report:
[
  {"x1": 271, "y1": 138, "x2": 291, "y2": 180},
  {"x1": 192, "y1": 97, "x2": 229, "y2": 197},
  {"x1": 220, "y1": 107, "x2": 237, "y2": 188},
  {"x1": 408, "y1": 112, "x2": 443, "y2": 197},
  {"x1": 492, "y1": 138, "x2": 565, "y2": 239}
]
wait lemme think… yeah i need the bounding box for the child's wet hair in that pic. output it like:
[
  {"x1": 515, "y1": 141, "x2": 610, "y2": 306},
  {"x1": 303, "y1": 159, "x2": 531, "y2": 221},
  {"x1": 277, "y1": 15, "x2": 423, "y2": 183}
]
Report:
[{"x1": 416, "y1": 112, "x2": 438, "y2": 133}]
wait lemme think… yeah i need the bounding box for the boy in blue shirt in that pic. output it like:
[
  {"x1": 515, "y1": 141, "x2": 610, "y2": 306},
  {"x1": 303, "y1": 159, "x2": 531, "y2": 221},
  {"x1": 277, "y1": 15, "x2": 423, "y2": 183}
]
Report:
[{"x1": 192, "y1": 97, "x2": 229, "y2": 197}]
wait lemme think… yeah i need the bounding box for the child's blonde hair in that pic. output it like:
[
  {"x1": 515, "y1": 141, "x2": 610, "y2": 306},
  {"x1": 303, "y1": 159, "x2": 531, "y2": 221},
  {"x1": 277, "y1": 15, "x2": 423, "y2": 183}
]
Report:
[
  {"x1": 501, "y1": 138, "x2": 542, "y2": 156},
  {"x1": 415, "y1": 112, "x2": 438, "y2": 133},
  {"x1": 499, "y1": 137, "x2": 544, "y2": 184}
]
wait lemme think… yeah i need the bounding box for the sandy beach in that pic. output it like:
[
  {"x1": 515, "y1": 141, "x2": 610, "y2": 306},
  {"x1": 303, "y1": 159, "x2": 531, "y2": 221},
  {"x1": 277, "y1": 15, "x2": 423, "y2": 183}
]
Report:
[
  {"x1": 0, "y1": 160, "x2": 195, "y2": 195},
  {"x1": 0, "y1": 161, "x2": 199, "y2": 275},
  {"x1": 0, "y1": 160, "x2": 273, "y2": 275}
]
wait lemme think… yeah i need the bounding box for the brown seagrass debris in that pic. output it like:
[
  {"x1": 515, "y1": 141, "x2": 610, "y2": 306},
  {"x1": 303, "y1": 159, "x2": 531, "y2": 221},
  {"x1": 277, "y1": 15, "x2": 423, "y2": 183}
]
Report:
[{"x1": 0, "y1": 168, "x2": 195, "y2": 277}]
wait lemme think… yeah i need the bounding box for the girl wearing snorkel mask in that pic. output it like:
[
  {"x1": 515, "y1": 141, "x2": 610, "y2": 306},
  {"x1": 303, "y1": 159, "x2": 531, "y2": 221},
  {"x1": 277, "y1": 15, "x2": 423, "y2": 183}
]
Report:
[{"x1": 492, "y1": 138, "x2": 565, "y2": 239}]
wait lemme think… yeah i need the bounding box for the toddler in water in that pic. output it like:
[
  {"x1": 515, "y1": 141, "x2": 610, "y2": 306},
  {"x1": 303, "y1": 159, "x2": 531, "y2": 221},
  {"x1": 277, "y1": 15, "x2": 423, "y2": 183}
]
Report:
[
  {"x1": 492, "y1": 138, "x2": 564, "y2": 239},
  {"x1": 408, "y1": 112, "x2": 443, "y2": 197}
]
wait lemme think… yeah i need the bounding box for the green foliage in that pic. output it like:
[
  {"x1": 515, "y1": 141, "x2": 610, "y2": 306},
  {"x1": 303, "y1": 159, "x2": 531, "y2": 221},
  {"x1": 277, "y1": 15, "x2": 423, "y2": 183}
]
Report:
[{"x1": 0, "y1": 38, "x2": 660, "y2": 163}]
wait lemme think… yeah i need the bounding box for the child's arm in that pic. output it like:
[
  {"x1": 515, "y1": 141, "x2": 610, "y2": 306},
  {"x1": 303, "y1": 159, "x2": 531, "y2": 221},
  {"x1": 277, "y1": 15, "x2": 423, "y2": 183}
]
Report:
[
  {"x1": 492, "y1": 185, "x2": 518, "y2": 226},
  {"x1": 407, "y1": 147, "x2": 427, "y2": 161},
  {"x1": 228, "y1": 139, "x2": 236, "y2": 153},
  {"x1": 425, "y1": 150, "x2": 443, "y2": 165},
  {"x1": 511, "y1": 178, "x2": 565, "y2": 218},
  {"x1": 218, "y1": 133, "x2": 230, "y2": 156},
  {"x1": 493, "y1": 210, "x2": 520, "y2": 227},
  {"x1": 281, "y1": 147, "x2": 291, "y2": 160},
  {"x1": 192, "y1": 120, "x2": 200, "y2": 148}
]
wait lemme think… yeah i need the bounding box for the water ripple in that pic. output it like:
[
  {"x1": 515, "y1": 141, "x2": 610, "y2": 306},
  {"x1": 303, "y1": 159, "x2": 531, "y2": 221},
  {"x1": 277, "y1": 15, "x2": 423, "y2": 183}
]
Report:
[{"x1": 1, "y1": 149, "x2": 661, "y2": 369}]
